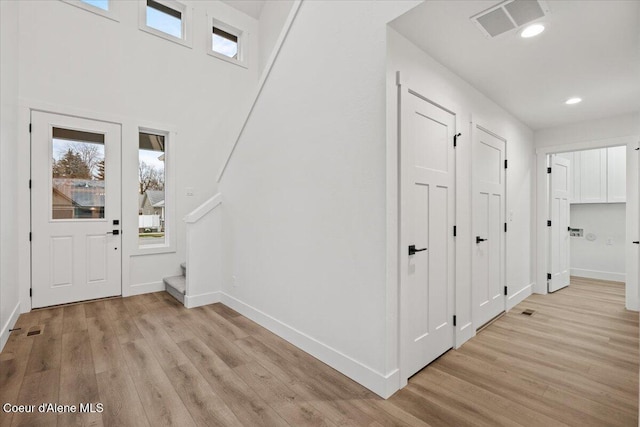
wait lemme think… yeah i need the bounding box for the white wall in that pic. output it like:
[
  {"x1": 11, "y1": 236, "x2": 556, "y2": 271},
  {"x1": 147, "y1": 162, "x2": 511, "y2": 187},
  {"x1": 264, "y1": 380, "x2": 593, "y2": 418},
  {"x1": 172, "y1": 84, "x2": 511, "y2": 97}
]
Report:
[
  {"x1": 570, "y1": 204, "x2": 626, "y2": 281},
  {"x1": 15, "y1": 0, "x2": 259, "y2": 307},
  {"x1": 535, "y1": 112, "x2": 639, "y2": 148},
  {"x1": 257, "y1": 0, "x2": 294, "y2": 74},
  {"x1": 0, "y1": 0, "x2": 21, "y2": 350},
  {"x1": 386, "y1": 28, "x2": 536, "y2": 343},
  {"x1": 219, "y1": 0, "x2": 419, "y2": 398}
]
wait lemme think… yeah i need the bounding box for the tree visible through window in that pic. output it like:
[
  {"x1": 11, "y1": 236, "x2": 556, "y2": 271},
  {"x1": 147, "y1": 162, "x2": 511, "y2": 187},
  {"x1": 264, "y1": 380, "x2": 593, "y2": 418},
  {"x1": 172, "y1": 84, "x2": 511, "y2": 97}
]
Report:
[{"x1": 139, "y1": 132, "x2": 166, "y2": 246}]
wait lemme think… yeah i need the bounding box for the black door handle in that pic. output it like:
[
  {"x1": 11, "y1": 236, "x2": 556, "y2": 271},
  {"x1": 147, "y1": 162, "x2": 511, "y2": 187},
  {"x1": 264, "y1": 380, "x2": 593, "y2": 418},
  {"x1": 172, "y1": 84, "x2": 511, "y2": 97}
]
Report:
[
  {"x1": 476, "y1": 236, "x2": 488, "y2": 244},
  {"x1": 107, "y1": 230, "x2": 120, "y2": 235},
  {"x1": 408, "y1": 245, "x2": 427, "y2": 255},
  {"x1": 633, "y1": 241, "x2": 639, "y2": 244}
]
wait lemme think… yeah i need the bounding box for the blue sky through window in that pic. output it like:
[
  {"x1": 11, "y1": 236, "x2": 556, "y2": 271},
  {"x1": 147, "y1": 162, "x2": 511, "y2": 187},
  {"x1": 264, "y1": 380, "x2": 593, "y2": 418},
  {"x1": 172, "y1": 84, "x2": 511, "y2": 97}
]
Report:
[
  {"x1": 147, "y1": 4, "x2": 182, "y2": 39},
  {"x1": 212, "y1": 33, "x2": 238, "y2": 58},
  {"x1": 81, "y1": 0, "x2": 108, "y2": 11}
]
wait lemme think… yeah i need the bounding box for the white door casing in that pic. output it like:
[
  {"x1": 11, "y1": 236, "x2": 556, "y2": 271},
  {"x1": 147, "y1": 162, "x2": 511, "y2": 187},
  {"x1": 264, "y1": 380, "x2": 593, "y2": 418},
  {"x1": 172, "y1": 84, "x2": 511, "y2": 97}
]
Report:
[
  {"x1": 471, "y1": 125, "x2": 506, "y2": 328},
  {"x1": 399, "y1": 84, "x2": 456, "y2": 381},
  {"x1": 549, "y1": 154, "x2": 571, "y2": 293},
  {"x1": 31, "y1": 111, "x2": 122, "y2": 308}
]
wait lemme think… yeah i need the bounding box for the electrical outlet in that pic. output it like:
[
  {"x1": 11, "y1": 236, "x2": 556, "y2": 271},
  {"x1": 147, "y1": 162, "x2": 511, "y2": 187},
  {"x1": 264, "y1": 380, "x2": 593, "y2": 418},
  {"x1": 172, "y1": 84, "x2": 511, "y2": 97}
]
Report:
[
  {"x1": 606, "y1": 238, "x2": 613, "y2": 246},
  {"x1": 186, "y1": 187, "x2": 194, "y2": 196}
]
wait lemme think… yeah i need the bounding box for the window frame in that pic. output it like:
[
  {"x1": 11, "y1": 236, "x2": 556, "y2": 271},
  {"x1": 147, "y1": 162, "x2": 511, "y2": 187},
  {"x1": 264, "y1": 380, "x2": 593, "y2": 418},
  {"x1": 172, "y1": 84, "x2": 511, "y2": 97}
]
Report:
[
  {"x1": 207, "y1": 16, "x2": 247, "y2": 69},
  {"x1": 61, "y1": 0, "x2": 119, "y2": 22},
  {"x1": 138, "y1": 0, "x2": 192, "y2": 49},
  {"x1": 134, "y1": 126, "x2": 176, "y2": 256}
]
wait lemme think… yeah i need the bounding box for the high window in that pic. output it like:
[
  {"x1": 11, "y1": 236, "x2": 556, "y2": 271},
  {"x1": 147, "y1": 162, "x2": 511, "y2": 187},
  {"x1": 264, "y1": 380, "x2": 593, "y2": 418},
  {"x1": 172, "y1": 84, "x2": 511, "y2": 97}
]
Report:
[
  {"x1": 139, "y1": 0, "x2": 192, "y2": 47},
  {"x1": 208, "y1": 18, "x2": 246, "y2": 68},
  {"x1": 62, "y1": 0, "x2": 117, "y2": 21}
]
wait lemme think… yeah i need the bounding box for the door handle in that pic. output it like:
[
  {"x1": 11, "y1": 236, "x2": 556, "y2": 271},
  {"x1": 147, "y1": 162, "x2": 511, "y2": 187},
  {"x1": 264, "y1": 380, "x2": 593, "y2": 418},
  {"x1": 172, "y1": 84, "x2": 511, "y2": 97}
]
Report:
[
  {"x1": 476, "y1": 236, "x2": 488, "y2": 244},
  {"x1": 633, "y1": 241, "x2": 639, "y2": 244},
  {"x1": 107, "y1": 230, "x2": 120, "y2": 235},
  {"x1": 408, "y1": 245, "x2": 427, "y2": 256}
]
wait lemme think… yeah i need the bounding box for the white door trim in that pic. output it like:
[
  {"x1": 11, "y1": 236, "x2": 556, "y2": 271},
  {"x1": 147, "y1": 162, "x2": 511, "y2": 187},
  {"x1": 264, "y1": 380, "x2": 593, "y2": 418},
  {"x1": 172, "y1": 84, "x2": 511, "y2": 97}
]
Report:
[{"x1": 534, "y1": 135, "x2": 639, "y2": 310}]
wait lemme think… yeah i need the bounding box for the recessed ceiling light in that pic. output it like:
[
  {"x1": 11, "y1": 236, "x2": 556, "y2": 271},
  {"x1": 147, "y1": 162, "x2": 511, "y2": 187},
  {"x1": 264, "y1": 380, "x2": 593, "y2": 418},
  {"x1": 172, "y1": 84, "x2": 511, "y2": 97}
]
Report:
[
  {"x1": 520, "y1": 23, "x2": 545, "y2": 38},
  {"x1": 565, "y1": 97, "x2": 582, "y2": 105}
]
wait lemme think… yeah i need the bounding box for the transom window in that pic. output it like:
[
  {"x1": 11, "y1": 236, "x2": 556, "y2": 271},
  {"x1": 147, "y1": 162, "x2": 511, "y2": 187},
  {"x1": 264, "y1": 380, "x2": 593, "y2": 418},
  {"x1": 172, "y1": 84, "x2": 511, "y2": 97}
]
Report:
[
  {"x1": 81, "y1": 0, "x2": 108, "y2": 11},
  {"x1": 208, "y1": 18, "x2": 246, "y2": 68},
  {"x1": 139, "y1": 0, "x2": 192, "y2": 47}
]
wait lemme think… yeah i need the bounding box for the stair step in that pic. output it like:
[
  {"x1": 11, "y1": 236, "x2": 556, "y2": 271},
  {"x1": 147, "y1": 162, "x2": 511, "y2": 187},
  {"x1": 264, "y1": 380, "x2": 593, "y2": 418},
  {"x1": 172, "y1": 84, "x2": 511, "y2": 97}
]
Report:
[
  {"x1": 164, "y1": 275, "x2": 185, "y2": 304},
  {"x1": 180, "y1": 262, "x2": 186, "y2": 276}
]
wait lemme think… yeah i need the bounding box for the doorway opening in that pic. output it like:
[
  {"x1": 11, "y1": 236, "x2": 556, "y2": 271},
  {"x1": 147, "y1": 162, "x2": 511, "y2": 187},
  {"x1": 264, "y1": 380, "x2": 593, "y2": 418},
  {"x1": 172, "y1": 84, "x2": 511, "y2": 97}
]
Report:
[{"x1": 537, "y1": 137, "x2": 638, "y2": 311}]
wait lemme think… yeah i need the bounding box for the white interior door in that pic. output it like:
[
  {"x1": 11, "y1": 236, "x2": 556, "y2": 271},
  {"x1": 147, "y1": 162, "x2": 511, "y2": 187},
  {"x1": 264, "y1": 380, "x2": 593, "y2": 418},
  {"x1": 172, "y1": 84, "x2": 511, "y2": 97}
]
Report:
[
  {"x1": 400, "y1": 87, "x2": 455, "y2": 380},
  {"x1": 31, "y1": 111, "x2": 122, "y2": 308},
  {"x1": 472, "y1": 125, "x2": 505, "y2": 328},
  {"x1": 549, "y1": 154, "x2": 570, "y2": 292}
]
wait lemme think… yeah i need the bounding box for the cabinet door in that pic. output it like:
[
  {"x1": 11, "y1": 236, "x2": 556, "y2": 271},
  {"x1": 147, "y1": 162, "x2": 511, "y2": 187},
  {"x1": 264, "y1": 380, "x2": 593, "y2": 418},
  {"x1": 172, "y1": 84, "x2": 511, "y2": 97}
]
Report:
[
  {"x1": 579, "y1": 148, "x2": 607, "y2": 203},
  {"x1": 607, "y1": 145, "x2": 626, "y2": 203}
]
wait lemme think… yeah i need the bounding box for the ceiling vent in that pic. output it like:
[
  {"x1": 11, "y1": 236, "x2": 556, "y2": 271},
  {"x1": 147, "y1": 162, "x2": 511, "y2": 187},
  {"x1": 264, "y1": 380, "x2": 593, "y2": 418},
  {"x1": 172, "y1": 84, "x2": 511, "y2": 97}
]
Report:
[{"x1": 471, "y1": 0, "x2": 550, "y2": 38}]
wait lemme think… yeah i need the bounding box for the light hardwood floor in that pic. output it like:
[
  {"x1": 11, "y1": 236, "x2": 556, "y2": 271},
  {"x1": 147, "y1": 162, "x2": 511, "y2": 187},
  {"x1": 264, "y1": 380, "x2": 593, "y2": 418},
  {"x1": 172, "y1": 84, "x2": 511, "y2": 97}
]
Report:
[{"x1": 1, "y1": 277, "x2": 637, "y2": 426}]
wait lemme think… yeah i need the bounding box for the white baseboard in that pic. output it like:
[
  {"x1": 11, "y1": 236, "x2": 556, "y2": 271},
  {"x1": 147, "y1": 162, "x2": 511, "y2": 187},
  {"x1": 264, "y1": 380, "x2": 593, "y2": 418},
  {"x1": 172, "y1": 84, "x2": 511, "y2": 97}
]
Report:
[
  {"x1": 185, "y1": 291, "x2": 221, "y2": 308},
  {"x1": 571, "y1": 269, "x2": 625, "y2": 282},
  {"x1": 219, "y1": 292, "x2": 398, "y2": 399},
  {"x1": 0, "y1": 303, "x2": 21, "y2": 352},
  {"x1": 507, "y1": 283, "x2": 533, "y2": 310},
  {"x1": 125, "y1": 280, "x2": 165, "y2": 297}
]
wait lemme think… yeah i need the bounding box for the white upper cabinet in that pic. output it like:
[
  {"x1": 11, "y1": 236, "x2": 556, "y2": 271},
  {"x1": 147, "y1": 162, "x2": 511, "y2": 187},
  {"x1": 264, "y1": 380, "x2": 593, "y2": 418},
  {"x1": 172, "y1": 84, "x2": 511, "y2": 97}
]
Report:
[
  {"x1": 566, "y1": 146, "x2": 626, "y2": 204},
  {"x1": 579, "y1": 148, "x2": 608, "y2": 203},
  {"x1": 607, "y1": 146, "x2": 626, "y2": 203}
]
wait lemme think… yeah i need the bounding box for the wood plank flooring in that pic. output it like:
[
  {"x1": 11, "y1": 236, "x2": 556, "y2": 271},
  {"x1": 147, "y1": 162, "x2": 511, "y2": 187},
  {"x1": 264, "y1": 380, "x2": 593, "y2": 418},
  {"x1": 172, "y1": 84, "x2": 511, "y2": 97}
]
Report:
[{"x1": 1, "y1": 277, "x2": 637, "y2": 426}]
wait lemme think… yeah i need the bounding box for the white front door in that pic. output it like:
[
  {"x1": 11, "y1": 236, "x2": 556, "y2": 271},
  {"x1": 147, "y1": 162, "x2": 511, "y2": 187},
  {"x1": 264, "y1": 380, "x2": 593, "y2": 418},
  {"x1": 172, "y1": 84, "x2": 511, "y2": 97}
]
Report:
[
  {"x1": 472, "y1": 125, "x2": 506, "y2": 328},
  {"x1": 31, "y1": 111, "x2": 122, "y2": 308},
  {"x1": 549, "y1": 154, "x2": 571, "y2": 292},
  {"x1": 400, "y1": 86, "x2": 455, "y2": 379}
]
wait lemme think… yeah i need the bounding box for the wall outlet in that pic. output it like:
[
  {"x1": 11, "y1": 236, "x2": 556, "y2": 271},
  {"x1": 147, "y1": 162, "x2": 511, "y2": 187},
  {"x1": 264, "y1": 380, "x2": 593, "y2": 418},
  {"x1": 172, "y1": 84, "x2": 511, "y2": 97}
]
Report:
[
  {"x1": 186, "y1": 187, "x2": 194, "y2": 196},
  {"x1": 606, "y1": 238, "x2": 613, "y2": 245}
]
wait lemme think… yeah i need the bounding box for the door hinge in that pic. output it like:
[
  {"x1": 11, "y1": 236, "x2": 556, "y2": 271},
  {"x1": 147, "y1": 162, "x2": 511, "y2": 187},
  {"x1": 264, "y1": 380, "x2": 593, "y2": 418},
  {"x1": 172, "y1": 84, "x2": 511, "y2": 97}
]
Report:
[
  {"x1": 547, "y1": 167, "x2": 552, "y2": 173},
  {"x1": 453, "y1": 226, "x2": 457, "y2": 237},
  {"x1": 504, "y1": 159, "x2": 508, "y2": 169},
  {"x1": 453, "y1": 132, "x2": 461, "y2": 148},
  {"x1": 504, "y1": 223, "x2": 507, "y2": 232},
  {"x1": 453, "y1": 315, "x2": 457, "y2": 327},
  {"x1": 547, "y1": 220, "x2": 552, "y2": 227},
  {"x1": 28, "y1": 179, "x2": 32, "y2": 189},
  {"x1": 547, "y1": 273, "x2": 552, "y2": 280},
  {"x1": 29, "y1": 232, "x2": 32, "y2": 241},
  {"x1": 504, "y1": 286, "x2": 508, "y2": 296},
  {"x1": 29, "y1": 123, "x2": 32, "y2": 133},
  {"x1": 29, "y1": 288, "x2": 32, "y2": 297}
]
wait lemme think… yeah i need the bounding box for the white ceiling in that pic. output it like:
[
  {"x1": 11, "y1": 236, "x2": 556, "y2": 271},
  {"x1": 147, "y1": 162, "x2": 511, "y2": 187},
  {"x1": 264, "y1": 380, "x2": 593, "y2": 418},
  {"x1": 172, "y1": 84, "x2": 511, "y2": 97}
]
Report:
[
  {"x1": 390, "y1": 0, "x2": 640, "y2": 130},
  {"x1": 221, "y1": 0, "x2": 265, "y2": 19}
]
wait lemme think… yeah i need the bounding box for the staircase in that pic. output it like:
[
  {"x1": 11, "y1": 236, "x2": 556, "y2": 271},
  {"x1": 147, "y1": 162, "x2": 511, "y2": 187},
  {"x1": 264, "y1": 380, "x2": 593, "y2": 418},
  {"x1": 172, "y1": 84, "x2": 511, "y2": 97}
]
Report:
[{"x1": 164, "y1": 262, "x2": 186, "y2": 304}]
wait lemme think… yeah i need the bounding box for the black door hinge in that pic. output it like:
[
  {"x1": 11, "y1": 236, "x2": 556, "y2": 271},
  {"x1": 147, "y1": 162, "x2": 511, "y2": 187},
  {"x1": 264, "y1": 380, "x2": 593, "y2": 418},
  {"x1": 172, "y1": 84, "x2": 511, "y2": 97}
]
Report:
[
  {"x1": 29, "y1": 123, "x2": 32, "y2": 133},
  {"x1": 29, "y1": 288, "x2": 32, "y2": 297},
  {"x1": 453, "y1": 226, "x2": 457, "y2": 237},
  {"x1": 29, "y1": 232, "x2": 32, "y2": 241},
  {"x1": 504, "y1": 159, "x2": 508, "y2": 169},
  {"x1": 504, "y1": 223, "x2": 507, "y2": 232},
  {"x1": 547, "y1": 220, "x2": 552, "y2": 227},
  {"x1": 28, "y1": 179, "x2": 32, "y2": 189},
  {"x1": 453, "y1": 315, "x2": 457, "y2": 326},
  {"x1": 547, "y1": 167, "x2": 552, "y2": 173},
  {"x1": 453, "y1": 132, "x2": 461, "y2": 148},
  {"x1": 547, "y1": 273, "x2": 552, "y2": 280},
  {"x1": 504, "y1": 286, "x2": 508, "y2": 296}
]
